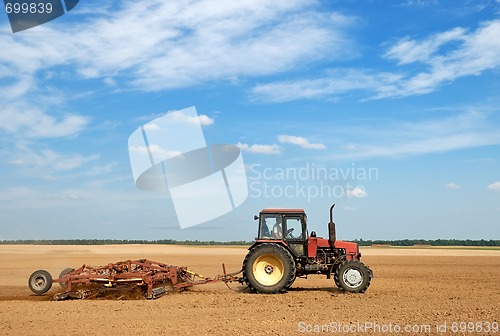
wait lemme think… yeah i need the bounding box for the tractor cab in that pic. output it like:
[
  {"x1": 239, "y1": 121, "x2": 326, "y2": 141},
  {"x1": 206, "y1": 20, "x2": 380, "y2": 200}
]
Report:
[{"x1": 256, "y1": 208, "x2": 308, "y2": 256}]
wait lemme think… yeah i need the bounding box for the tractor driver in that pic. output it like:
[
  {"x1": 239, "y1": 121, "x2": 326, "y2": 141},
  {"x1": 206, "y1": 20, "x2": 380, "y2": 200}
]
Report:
[
  {"x1": 260, "y1": 219, "x2": 271, "y2": 238},
  {"x1": 272, "y1": 217, "x2": 282, "y2": 239}
]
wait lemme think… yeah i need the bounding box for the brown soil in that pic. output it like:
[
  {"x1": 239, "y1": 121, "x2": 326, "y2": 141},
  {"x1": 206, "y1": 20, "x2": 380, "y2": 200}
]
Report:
[{"x1": 0, "y1": 245, "x2": 498, "y2": 335}]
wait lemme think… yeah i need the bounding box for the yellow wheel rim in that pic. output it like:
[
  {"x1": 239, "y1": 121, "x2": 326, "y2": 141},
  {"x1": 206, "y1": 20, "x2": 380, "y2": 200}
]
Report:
[{"x1": 253, "y1": 254, "x2": 284, "y2": 286}]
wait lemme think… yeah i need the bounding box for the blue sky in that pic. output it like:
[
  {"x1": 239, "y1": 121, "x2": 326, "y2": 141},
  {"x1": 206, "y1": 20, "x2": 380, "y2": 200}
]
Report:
[{"x1": 0, "y1": 0, "x2": 499, "y2": 241}]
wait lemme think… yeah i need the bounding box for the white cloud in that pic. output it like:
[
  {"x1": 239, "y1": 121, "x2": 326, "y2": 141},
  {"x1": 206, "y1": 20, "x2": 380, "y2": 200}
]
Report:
[
  {"x1": 128, "y1": 145, "x2": 182, "y2": 158},
  {"x1": 197, "y1": 115, "x2": 215, "y2": 126},
  {"x1": 134, "y1": 113, "x2": 166, "y2": 123},
  {"x1": 0, "y1": 1, "x2": 354, "y2": 91},
  {"x1": 236, "y1": 142, "x2": 281, "y2": 154},
  {"x1": 487, "y1": 182, "x2": 500, "y2": 191},
  {"x1": 143, "y1": 123, "x2": 161, "y2": 131},
  {"x1": 251, "y1": 69, "x2": 394, "y2": 103},
  {"x1": 379, "y1": 20, "x2": 500, "y2": 98},
  {"x1": 339, "y1": 134, "x2": 500, "y2": 159},
  {"x1": 251, "y1": 20, "x2": 500, "y2": 102},
  {"x1": 332, "y1": 110, "x2": 500, "y2": 159},
  {"x1": 343, "y1": 144, "x2": 358, "y2": 151},
  {"x1": 278, "y1": 135, "x2": 326, "y2": 149},
  {"x1": 0, "y1": 1, "x2": 353, "y2": 151},
  {"x1": 347, "y1": 186, "x2": 367, "y2": 198},
  {"x1": 446, "y1": 183, "x2": 461, "y2": 190},
  {"x1": 8, "y1": 147, "x2": 99, "y2": 171},
  {"x1": 85, "y1": 162, "x2": 117, "y2": 176},
  {"x1": 0, "y1": 76, "x2": 35, "y2": 100},
  {"x1": 168, "y1": 111, "x2": 215, "y2": 126},
  {"x1": 103, "y1": 77, "x2": 117, "y2": 86},
  {"x1": 140, "y1": 111, "x2": 214, "y2": 132},
  {"x1": 0, "y1": 103, "x2": 89, "y2": 138},
  {"x1": 399, "y1": 0, "x2": 440, "y2": 7},
  {"x1": 127, "y1": 145, "x2": 148, "y2": 154},
  {"x1": 384, "y1": 27, "x2": 467, "y2": 65}
]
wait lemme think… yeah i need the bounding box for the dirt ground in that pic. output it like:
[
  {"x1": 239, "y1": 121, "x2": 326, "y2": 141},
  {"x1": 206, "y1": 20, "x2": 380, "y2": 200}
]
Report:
[{"x1": 0, "y1": 245, "x2": 498, "y2": 336}]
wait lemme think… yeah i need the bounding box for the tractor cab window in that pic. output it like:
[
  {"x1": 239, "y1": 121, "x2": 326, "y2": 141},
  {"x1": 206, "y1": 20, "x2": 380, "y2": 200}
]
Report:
[
  {"x1": 284, "y1": 217, "x2": 304, "y2": 240},
  {"x1": 259, "y1": 215, "x2": 281, "y2": 239}
]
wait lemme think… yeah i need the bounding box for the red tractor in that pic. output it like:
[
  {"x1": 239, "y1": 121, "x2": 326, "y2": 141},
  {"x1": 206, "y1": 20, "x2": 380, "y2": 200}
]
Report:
[{"x1": 241, "y1": 204, "x2": 372, "y2": 294}]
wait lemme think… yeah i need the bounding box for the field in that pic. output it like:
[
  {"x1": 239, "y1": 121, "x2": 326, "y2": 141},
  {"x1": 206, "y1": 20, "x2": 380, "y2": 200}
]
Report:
[{"x1": 0, "y1": 245, "x2": 499, "y2": 335}]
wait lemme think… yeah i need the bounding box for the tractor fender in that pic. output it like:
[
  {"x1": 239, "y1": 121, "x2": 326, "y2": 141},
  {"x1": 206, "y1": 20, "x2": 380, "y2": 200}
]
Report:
[
  {"x1": 248, "y1": 240, "x2": 299, "y2": 258},
  {"x1": 249, "y1": 240, "x2": 288, "y2": 251}
]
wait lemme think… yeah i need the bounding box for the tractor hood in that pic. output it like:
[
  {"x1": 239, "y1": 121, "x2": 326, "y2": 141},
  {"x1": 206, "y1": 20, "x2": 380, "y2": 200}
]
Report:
[{"x1": 334, "y1": 240, "x2": 360, "y2": 259}]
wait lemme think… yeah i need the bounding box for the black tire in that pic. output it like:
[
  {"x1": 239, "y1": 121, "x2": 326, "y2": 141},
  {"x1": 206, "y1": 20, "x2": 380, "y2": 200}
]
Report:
[
  {"x1": 334, "y1": 260, "x2": 371, "y2": 293},
  {"x1": 28, "y1": 270, "x2": 53, "y2": 295},
  {"x1": 58, "y1": 268, "x2": 75, "y2": 289},
  {"x1": 242, "y1": 243, "x2": 296, "y2": 294},
  {"x1": 333, "y1": 265, "x2": 342, "y2": 288}
]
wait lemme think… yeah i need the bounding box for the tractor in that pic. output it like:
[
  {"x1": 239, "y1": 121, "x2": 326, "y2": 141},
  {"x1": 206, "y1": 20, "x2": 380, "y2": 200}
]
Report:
[{"x1": 241, "y1": 204, "x2": 372, "y2": 294}]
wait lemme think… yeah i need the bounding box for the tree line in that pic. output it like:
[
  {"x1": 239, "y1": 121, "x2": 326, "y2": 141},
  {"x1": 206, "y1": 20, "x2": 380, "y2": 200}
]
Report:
[
  {"x1": 0, "y1": 238, "x2": 498, "y2": 246},
  {"x1": 354, "y1": 239, "x2": 500, "y2": 247},
  {"x1": 0, "y1": 239, "x2": 253, "y2": 245}
]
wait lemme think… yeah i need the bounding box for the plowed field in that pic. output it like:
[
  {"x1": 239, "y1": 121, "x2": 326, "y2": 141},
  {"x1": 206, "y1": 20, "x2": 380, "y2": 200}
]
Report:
[{"x1": 0, "y1": 245, "x2": 498, "y2": 335}]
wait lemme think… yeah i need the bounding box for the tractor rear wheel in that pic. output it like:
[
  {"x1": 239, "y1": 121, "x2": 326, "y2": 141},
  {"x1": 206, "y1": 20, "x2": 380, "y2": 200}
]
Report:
[
  {"x1": 334, "y1": 260, "x2": 371, "y2": 293},
  {"x1": 242, "y1": 243, "x2": 295, "y2": 294}
]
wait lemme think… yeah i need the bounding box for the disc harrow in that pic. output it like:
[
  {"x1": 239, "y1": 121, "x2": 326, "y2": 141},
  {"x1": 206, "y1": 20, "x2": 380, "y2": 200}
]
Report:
[{"x1": 28, "y1": 259, "x2": 242, "y2": 300}]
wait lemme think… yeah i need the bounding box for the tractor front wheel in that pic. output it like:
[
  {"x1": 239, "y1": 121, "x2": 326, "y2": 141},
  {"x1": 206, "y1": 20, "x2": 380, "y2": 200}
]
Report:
[
  {"x1": 242, "y1": 243, "x2": 295, "y2": 294},
  {"x1": 334, "y1": 260, "x2": 372, "y2": 293}
]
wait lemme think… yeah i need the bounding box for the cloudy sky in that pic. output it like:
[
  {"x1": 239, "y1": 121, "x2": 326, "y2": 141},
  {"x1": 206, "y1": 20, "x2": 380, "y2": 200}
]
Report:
[{"x1": 0, "y1": 0, "x2": 499, "y2": 241}]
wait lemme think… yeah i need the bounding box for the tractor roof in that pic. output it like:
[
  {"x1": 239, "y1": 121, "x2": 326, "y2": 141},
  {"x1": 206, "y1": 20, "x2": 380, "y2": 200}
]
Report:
[{"x1": 260, "y1": 208, "x2": 305, "y2": 214}]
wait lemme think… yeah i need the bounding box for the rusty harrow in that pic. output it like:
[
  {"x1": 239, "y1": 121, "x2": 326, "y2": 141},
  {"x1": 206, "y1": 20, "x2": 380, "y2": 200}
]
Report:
[{"x1": 28, "y1": 259, "x2": 242, "y2": 300}]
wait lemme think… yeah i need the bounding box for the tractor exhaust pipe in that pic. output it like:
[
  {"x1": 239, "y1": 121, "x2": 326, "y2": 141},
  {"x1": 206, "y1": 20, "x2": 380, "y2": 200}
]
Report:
[{"x1": 329, "y1": 204, "x2": 337, "y2": 246}]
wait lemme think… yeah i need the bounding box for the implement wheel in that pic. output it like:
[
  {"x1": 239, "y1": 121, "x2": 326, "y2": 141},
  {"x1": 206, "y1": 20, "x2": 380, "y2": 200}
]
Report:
[
  {"x1": 28, "y1": 270, "x2": 53, "y2": 295},
  {"x1": 242, "y1": 243, "x2": 295, "y2": 294},
  {"x1": 58, "y1": 268, "x2": 75, "y2": 290}
]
